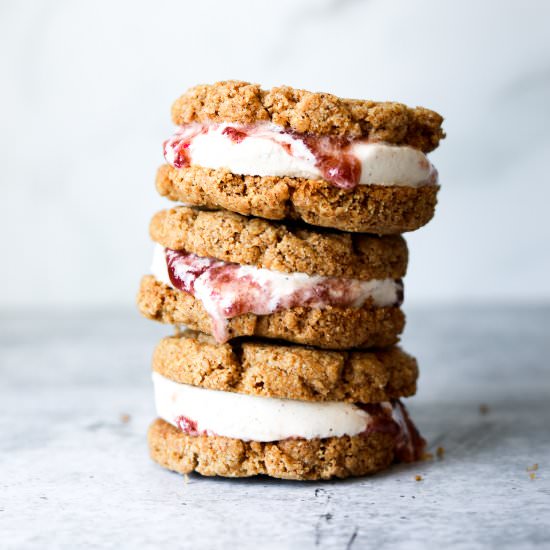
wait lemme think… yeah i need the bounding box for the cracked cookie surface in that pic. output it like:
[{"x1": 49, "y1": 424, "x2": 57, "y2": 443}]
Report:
[
  {"x1": 148, "y1": 418, "x2": 396, "y2": 480},
  {"x1": 150, "y1": 206, "x2": 408, "y2": 279},
  {"x1": 153, "y1": 331, "x2": 418, "y2": 403},
  {"x1": 171, "y1": 80, "x2": 444, "y2": 151}
]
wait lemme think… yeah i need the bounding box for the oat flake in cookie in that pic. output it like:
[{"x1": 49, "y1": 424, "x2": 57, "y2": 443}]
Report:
[{"x1": 157, "y1": 80, "x2": 444, "y2": 233}]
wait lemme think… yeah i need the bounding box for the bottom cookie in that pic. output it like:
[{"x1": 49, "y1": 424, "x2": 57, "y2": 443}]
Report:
[{"x1": 148, "y1": 416, "x2": 424, "y2": 481}]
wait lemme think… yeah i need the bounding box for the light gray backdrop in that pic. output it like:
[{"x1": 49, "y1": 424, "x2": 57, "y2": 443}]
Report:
[{"x1": 1, "y1": 0, "x2": 549, "y2": 309}]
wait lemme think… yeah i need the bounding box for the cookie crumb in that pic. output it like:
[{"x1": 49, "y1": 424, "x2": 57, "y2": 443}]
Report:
[
  {"x1": 479, "y1": 404, "x2": 489, "y2": 415},
  {"x1": 421, "y1": 452, "x2": 433, "y2": 461},
  {"x1": 529, "y1": 473, "x2": 536, "y2": 480},
  {"x1": 436, "y1": 446, "x2": 445, "y2": 459},
  {"x1": 415, "y1": 475, "x2": 423, "y2": 482},
  {"x1": 527, "y1": 464, "x2": 538, "y2": 472},
  {"x1": 120, "y1": 413, "x2": 131, "y2": 424}
]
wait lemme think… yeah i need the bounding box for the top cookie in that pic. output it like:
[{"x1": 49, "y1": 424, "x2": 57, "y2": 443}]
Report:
[{"x1": 171, "y1": 81, "x2": 444, "y2": 152}]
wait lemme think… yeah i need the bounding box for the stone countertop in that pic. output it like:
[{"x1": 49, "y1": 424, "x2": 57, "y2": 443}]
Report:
[{"x1": 1, "y1": 306, "x2": 549, "y2": 549}]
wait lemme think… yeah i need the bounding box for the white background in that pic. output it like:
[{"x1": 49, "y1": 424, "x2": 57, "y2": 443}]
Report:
[{"x1": 1, "y1": 0, "x2": 549, "y2": 309}]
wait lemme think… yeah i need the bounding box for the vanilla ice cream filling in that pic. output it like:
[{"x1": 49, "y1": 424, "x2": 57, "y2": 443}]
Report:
[
  {"x1": 153, "y1": 372, "x2": 375, "y2": 441},
  {"x1": 164, "y1": 122, "x2": 437, "y2": 187},
  {"x1": 151, "y1": 244, "x2": 401, "y2": 311}
]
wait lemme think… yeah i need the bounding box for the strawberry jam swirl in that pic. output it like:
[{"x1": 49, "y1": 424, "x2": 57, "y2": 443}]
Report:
[
  {"x1": 163, "y1": 122, "x2": 438, "y2": 190},
  {"x1": 160, "y1": 246, "x2": 403, "y2": 342},
  {"x1": 358, "y1": 401, "x2": 426, "y2": 462}
]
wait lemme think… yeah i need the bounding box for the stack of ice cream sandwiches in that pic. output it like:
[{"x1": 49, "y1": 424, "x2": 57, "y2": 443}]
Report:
[{"x1": 138, "y1": 81, "x2": 444, "y2": 480}]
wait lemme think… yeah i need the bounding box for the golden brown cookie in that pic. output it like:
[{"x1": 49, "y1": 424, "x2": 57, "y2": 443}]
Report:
[
  {"x1": 137, "y1": 275, "x2": 405, "y2": 349},
  {"x1": 153, "y1": 331, "x2": 418, "y2": 403},
  {"x1": 171, "y1": 80, "x2": 444, "y2": 151},
  {"x1": 150, "y1": 206, "x2": 408, "y2": 279},
  {"x1": 156, "y1": 165, "x2": 439, "y2": 234},
  {"x1": 148, "y1": 418, "x2": 396, "y2": 480}
]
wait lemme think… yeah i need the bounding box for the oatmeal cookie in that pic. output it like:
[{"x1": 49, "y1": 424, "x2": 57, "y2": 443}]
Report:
[
  {"x1": 153, "y1": 331, "x2": 418, "y2": 403},
  {"x1": 150, "y1": 206, "x2": 408, "y2": 279},
  {"x1": 148, "y1": 418, "x2": 396, "y2": 480},
  {"x1": 156, "y1": 164, "x2": 438, "y2": 234},
  {"x1": 171, "y1": 80, "x2": 444, "y2": 151}
]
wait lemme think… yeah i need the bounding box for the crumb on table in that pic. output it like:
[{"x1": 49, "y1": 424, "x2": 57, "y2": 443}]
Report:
[
  {"x1": 436, "y1": 446, "x2": 445, "y2": 459},
  {"x1": 415, "y1": 475, "x2": 423, "y2": 482},
  {"x1": 479, "y1": 404, "x2": 489, "y2": 415},
  {"x1": 120, "y1": 413, "x2": 131, "y2": 424}
]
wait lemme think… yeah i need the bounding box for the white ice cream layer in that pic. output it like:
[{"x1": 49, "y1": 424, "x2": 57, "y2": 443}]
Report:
[
  {"x1": 153, "y1": 372, "x2": 374, "y2": 441},
  {"x1": 150, "y1": 244, "x2": 401, "y2": 309},
  {"x1": 164, "y1": 123, "x2": 436, "y2": 186}
]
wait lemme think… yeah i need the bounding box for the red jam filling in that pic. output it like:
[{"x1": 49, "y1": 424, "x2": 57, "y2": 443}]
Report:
[
  {"x1": 221, "y1": 126, "x2": 247, "y2": 143},
  {"x1": 174, "y1": 416, "x2": 206, "y2": 437},
  {"x1": 163, "y1": 126, "x2": 206, "y2": 169},
  {"x1": 359, "y1": 400, "x2": 426, "y2": 462},
  {"x1": 301, "y1": 134, "x2": 361, "y2": 190},
  {"x1": 165, "y1": 248, "x2": 401, "y2": 343}
]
